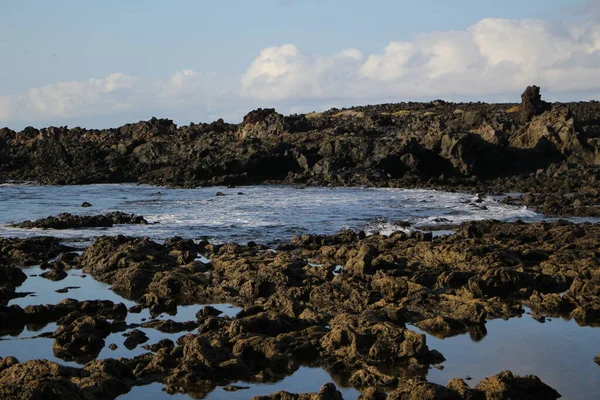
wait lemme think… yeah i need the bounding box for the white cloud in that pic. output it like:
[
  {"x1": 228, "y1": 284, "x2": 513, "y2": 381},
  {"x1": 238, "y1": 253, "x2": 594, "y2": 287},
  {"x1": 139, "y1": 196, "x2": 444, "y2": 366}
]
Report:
[
  {"x1": 1, "y1": 15, "x2": 599, "y2": 128},
  {"x1": 360, "y1": 41, "x2": 414, "y2": 81},
  {"x1": 240, "y1": 44, "x2": 364, "y2": 100},
  {"x1": 24, "y1": 73, "x2": 140, "y2": 118},
  {"x1": 243, "y1": 17, "x2": 600, "y2": 101},
  {"x1": 1, "y1": 70, "x2": 240, "y2": 125}
]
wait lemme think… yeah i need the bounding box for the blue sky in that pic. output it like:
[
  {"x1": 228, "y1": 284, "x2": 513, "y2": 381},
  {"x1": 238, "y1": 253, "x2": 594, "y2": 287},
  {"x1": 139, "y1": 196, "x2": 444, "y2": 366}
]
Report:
[{"x1": 1, "y1": 0, "x2": 598, "y2": 129}]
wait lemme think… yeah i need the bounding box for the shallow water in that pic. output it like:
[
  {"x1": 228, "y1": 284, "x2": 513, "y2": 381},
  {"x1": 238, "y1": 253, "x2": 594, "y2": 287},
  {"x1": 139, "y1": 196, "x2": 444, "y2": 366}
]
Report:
[
  {"x1": 120, "y1": 368, "x2": 361, "y2": 400},
  {"x1": 415, "y1": 312, "x2": 600, "y2": 400},
  {"x1": 1, "y1": 184, "x2": 599, "y2": 399}
]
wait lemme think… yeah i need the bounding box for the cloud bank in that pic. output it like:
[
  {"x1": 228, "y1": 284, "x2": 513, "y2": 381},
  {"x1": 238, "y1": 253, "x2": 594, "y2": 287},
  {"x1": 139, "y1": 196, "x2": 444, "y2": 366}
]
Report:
[{"x1": 2, "y1": 16, "x2": 599, "y2": 128}]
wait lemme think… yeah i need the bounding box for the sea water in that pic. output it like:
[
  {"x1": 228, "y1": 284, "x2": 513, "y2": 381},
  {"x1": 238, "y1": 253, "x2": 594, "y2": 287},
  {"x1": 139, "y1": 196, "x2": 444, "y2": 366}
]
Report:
[{"x1": 0, "y1": 183, "x2": 540, "y2": 244}]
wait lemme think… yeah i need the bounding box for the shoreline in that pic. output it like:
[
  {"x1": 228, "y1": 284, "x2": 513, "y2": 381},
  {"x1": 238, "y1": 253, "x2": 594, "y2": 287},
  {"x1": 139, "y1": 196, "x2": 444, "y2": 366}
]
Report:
[
  {"x1": 1, "y1": 87, "x2": 599, "y2": 398},
  {"x1": 2, "y1": 87, "x2": 599, "y2": 219}
]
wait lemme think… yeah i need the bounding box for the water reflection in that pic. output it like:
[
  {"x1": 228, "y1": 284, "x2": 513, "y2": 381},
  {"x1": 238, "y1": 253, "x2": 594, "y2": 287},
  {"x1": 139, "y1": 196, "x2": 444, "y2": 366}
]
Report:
[
  {"x1": 118, "y1": 367, "x2": 361, "y2": 400},
  {"x1": 414, "y1": 314, "x2": 600, "y2": 400}
]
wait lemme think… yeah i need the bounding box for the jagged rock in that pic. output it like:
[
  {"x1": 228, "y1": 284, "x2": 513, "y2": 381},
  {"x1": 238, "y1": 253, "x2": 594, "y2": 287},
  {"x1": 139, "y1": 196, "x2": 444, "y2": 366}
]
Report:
[
  {"x1": 0, "y1": 359, "x2": 133, "y2": 400},
  {"x1": 520, "y1": 85, "x2": 550, "y2": 123},
  {"x1": 123, "y1": 329, "x2": 149, "y2": 349},
  {"x1": 250, "y1": 382, "x2": 343, "y2": 400},
  {"x1": 0, "y1": 237, "x2": 72, "y2": 266},
  {"x1": 40, "y1": 269, "x2": 68, "y2": 281},
  {"x1": 1, "y1": 92, "x2": 598, "y2": 204},
  {"x1": 52, "y1": 314, "x2": 113, "y2": 363},
  {"x1": 12, "y1": 212, "x2": 148, "y2": 229},
  {"x1": 387, "y1": 379, "x2": 461, "y2": 400},
  {"x1": 0, "y1": 266, "x2": 27, "y2": 287},
  {"x1": 474, "y1": 370, "x2": 561, "y2": 399}
]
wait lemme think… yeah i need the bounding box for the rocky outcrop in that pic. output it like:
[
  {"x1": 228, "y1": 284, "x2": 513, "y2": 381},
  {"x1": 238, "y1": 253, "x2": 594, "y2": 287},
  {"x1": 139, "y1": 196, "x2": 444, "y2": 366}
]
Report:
[
  {"x1": 520, "y1": 85, "x2": 551, "y2": 123},
  {"x1": 78, "y1": 236, "x2": 206, "y2": 301},
  {"x1": 474, "y1": 370, "x2": 561, "y2": 399},
  {"x1": 0, "y1": 299, "x2": 126, "y2": 338},
  {"x1": 1, "y1": 89, "x2": 599, "y2": 199},
  {"x1": 12, "y1": 212, "x2": 148, "y2": 229}
]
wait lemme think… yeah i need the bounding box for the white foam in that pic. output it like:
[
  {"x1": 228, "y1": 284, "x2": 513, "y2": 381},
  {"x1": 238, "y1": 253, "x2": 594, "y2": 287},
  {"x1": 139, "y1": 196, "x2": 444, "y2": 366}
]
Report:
[{"x1": 0, "y1": 184, "x2": 589, "y2": 244}]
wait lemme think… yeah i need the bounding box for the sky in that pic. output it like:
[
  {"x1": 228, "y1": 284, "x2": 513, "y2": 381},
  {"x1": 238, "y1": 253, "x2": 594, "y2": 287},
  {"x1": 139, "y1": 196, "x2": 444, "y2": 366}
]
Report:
[{"x1": 1, "y1": 0, "x2": 599, "y2": 130}]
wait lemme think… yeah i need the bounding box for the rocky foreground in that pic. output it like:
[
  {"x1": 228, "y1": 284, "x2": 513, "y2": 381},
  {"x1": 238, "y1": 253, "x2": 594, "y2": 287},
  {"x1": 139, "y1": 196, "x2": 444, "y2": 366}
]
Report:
[
  {"x1": 1, "y1": 86, "x2": 600, "y2": 217},
  {"x1": 1, "y1": 218, "x2": 600, "y2": 399}
]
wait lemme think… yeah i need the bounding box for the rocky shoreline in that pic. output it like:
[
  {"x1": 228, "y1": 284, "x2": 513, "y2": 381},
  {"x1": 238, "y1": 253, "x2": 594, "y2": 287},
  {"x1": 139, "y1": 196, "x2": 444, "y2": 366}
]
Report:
[
  {"x1": 1, "y1": 86, "x2": 599, "y2": 217},
  {"x1": 1, "y1": 217, "x2": 600, "y2": 399},
  {"x1": 1, "y1": 87, "x2": 599, "y2": 399}
]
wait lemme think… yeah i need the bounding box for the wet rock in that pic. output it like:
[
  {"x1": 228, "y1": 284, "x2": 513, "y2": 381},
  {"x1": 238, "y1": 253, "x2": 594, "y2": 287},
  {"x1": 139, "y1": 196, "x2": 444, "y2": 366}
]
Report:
[
  {"x1": 197, "y1": 305, "x2": 223, "y2": 318},
  {"x1": 250, "y1": 382, "x2": 343, "y2": 400},
  {"x1": 164, "y1": 334, "x2": 250, "y2": 389},
  {"x1": 0, "y1": 358, "x2": 134, "y2": 400},
  {"x1": 594, "y1": 354, "x2": 600, "y2": 366},
  {"x1": 139, "y1": 293, "x2": 178, "y2": 316},
  {"x1": 78, "y1": 236, "x2": 177, "y2": 299},
  {"x1": 343, "y1": 245, "x2": 379, "y2": 276},
  {"x1": 0, "y1": 266, "x2": 27, "y2": 288},
  {"x1": 350, "y1": 366, "x2": 398, "y2": 387},
  {"x1": 56, "y1": 286, "x2": 80, "y2": 294},
  {"x1": 128, "y1": 305, "x2": 143, "y2": 314},
  {"x1": 12, "y1": 211, "x2": 148, "y2": 229},
  {"x1": 123, "y1": 329, "x2": 149, "y2": 349},
  {"x1": 19, "y1": 299, "x2": 127, "y2": 329},
  {"x1": 414, "y1": 316, "x2": 465, "y2": 338},
  {"x1": 231, "y1": 334, "x2": 296, "y2": 377},
  {"x1": 143, "y1": 338, "x2": 174, "y2": 352},
  {"x1": 46, "y1": 252, "x2": 80, "y2": 271},
  {"x1": 445, "y1": 379, "x2": 479, "y2": 399},
  {"x1": 74, "y1": 359, "x2": 135, "y2": 399},
  {"x1": 81, "y1": 202, "x2": 92, "y2": 207},
  {"x1": 0, "y1": 305, "x2": 26, "y2": 330},
  {"x1": 0, "y1": 360, "x2": 91, "y2": 400},
  {"x1": 79, "y1": 235, "x2": 208, "y2": 301},
  {"x1": 52, "y1": 314, "x2": 113, "y2": 363},
  {"x1": 475, "y1": 370, "x2": 560, "y2": 399},
  {"x1": 223, "y1": 385, "x2": 250, "y2": 392},
  {"x1": 40, "y1": 268, "x2": 68, "y2": 281},
  {"x1": 320, "y1": 314, "x2": 430, "y2": 366},
  {"x1": 387, "y1": 378, "x2": 461, "y2": 400},
  {"x1": 141, "y1": 319, "x2": 198, "y2": 333},
  {"x1": 0, "y1": 237, "x2": 72, "y2": 266}
]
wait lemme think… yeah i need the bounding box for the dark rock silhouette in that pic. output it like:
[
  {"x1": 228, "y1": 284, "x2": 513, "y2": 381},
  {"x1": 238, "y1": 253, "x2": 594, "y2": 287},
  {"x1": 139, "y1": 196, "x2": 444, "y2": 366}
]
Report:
[
  {"x1": 0, "y1": 87, "x2": 599, "y2": 216},
  {"x1": 11, "y1": 212, "x2": 148, "y2": 230},
  {"x1": 520, "y1": 85, "x2": 551, "y2": 122}
]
